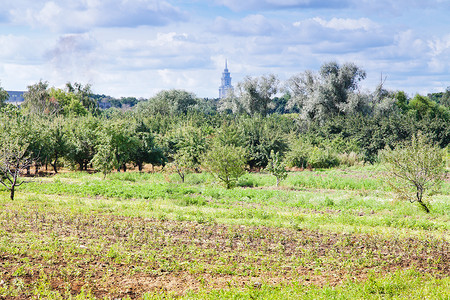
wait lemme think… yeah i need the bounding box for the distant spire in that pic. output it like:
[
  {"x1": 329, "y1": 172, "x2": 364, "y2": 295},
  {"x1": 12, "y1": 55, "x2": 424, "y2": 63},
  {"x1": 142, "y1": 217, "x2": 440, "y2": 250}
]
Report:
[{"x1": 219, "y1": 59, "x2": 233, "y2": 98}]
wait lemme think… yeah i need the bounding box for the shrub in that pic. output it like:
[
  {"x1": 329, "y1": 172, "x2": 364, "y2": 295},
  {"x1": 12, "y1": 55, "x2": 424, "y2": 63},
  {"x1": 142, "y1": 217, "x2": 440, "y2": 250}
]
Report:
[
  {"x1": 307, "y1": 147, "x2": 339, "y2": 168},
  {"x1": 338, "y1": 151, "x2": 364, "y2": 167}
]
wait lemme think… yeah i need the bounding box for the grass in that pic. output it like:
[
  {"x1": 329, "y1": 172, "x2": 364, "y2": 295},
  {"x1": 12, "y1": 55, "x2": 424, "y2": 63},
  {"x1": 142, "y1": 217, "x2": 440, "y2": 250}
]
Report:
[{"x1": 0, "y1": 165, "x2": 448, "y2": 299}]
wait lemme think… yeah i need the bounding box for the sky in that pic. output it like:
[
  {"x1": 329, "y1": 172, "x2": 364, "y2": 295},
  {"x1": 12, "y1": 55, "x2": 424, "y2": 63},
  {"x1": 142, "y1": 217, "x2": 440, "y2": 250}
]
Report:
[{"x1": 0, "y1": 0, "x2": 449, "y2": 99}]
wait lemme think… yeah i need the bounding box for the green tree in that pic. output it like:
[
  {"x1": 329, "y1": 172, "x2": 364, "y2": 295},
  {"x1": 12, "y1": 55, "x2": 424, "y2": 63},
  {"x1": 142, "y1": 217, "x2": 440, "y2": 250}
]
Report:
[
  {"x1": 238, "y1": 116, "x2": 288, "y2": 169},
  {"x1": 22, "y1": 80, "x2": 56, "y2": 115},
  {"x1": 0, "y1": 110, "x2": 33, "y2": 200},
  {"x1": 202, "y1": 141, "x2": 246, "y2": 189},
  {"x1": 91, "y1": 133, "x2": 118, "y2": 179},
  {"x1": 65, "y1": 116, "x2": 99, "y2": 170},
  {"x1": 265, "y1": 150, "x2": 287, "y2": 187},
  {"x1": 131, "y1": 121, "x2": 165, "y2": 171},
  {"x1": 47, "y1": 117, "x2": 69, "y2": 173},
  {"x1": 49, "y1": 88, "x2": 88, "y2": 116},
  {"x1": 163, "y1": 123, "x2": 207, "y2": 182},
  {"x1": 66, "y1": 82, "x2": 98, "y2": 114},
  {"x1": 380, "y1": 132, "x2": 446, "y2": 213},
  {"x1": 408, "y1": 94, "x2": 436, "y2": 119},
  {"x1": 0, "y1": 83, "x2": 9, "y2": 108},
  {"x1": 219, "y1": 74, "x2": 279, "y2": 116},
  {"x1": 140, "y1": 89, "x2": 198, "y2": 116},
  {"x1": 286, "y1": 62, "x2": 367, "y2": 124},
  {"x1": 0, "y1": 139, "x2": 32, "y2": 200},
  {"x1": 394, "y1": 91, "x2": 409, "y2": 113},
  {"x1": 103, "y1": 118, "x2": 139, "y2": 172}
]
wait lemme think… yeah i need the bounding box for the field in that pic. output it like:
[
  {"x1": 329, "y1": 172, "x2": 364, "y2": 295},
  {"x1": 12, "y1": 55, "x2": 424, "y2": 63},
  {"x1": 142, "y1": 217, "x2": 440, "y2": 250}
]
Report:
[{"x1": 0, "y1": 166, "x2": 449, "y2": 299}]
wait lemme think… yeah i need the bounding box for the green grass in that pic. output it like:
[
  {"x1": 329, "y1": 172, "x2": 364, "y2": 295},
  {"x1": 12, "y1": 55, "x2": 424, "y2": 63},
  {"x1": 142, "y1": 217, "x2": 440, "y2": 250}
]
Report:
[
  {"x1": 14, "y1": 168, "x2": 449, "y2": 237},
  {"x1": 176, "y1": 270, "x2": 450, "y2": 300},
  {"x1": 0, "y1": 165, "x2": 448, "y2": 299}
]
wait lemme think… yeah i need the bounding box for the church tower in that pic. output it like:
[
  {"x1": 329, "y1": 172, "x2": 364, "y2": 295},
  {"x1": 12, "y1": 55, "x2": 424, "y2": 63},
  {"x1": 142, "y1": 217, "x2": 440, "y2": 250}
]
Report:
[{"x1": 219, "y1": 60, "x2": 233, "y2": 98}]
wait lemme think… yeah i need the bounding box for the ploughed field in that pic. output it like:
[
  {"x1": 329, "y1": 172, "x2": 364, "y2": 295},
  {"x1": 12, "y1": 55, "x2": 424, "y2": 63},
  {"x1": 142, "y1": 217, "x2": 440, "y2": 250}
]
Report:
[{"x1": 0, "y1": 166, "x2": 449, "y2": 299}]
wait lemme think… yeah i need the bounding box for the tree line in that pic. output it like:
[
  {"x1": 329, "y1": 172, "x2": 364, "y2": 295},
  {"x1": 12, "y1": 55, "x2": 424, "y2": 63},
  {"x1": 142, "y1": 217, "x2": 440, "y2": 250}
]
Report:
[{"x1": 0, "y1": 61, "x2": 448, "y2": 195}]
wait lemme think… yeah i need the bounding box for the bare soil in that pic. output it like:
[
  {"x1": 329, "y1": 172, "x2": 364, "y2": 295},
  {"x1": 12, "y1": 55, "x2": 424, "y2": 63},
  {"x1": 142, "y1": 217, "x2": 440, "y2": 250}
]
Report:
[{"x1": 0, "y1": 208, "x2": 448, "y2": 299}]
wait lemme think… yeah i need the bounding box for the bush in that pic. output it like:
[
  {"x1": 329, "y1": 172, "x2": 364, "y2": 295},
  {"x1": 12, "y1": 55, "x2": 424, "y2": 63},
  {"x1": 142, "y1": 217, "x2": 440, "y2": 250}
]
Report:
[
  {"x1": 285, "y1": 137, "x2": 339, "y2": 169},
  {"x1": 307, "y1": 147, "x2": 340, "y2": 168},
  {"x1": 338, "y1": 151, "x2": 364, "y2": 167}
]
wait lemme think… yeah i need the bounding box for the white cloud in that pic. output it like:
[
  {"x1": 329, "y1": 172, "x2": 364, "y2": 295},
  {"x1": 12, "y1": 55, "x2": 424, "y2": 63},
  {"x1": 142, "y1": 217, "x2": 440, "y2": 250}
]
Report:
[
  {"x1": 214, "y1": 0, "x2": 350, "y2": 11},
  {"x1": 2, "y1": 0, "x2": 450, "y2": 98},
  {"x1": 213, "y1": 15, "x2": 282, "y2": 36},
  {"x1": 305, "y1": 17, "x2": 378, "y2": 31},
  {"x1": 7, "y1": 0, "x2": 187, "y2": 33}
]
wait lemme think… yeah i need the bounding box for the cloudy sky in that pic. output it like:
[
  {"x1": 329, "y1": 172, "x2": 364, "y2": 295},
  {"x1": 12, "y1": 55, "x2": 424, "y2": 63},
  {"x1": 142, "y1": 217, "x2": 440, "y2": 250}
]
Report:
[{"x1": 0, "y1": 0, "x2": 449, "y2": 98}]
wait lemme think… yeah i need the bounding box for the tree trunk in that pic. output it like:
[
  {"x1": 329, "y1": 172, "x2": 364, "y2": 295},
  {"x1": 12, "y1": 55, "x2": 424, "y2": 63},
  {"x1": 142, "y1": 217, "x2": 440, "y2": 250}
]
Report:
[
  {"x1": 138, "y1": 163, "x2": 143, "y2": 172},
  {"x1": 52, "y1": 157, "x2": 58, "y2": 173},
  {"x1": 10, "y1": 186, "x2": 14, "y2": 201},
  {"x1": 418, "y1": 200, "x2": 430, "y2": 213}
]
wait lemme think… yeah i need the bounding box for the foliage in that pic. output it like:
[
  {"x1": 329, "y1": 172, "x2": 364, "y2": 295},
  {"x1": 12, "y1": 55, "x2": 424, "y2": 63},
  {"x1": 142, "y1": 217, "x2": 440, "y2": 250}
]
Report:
[
  {"x1": 91, "y1": 133, "x2": 118, "y2": 179},
  {"x1": 65, "y1": 82, "x2": 98, "y2": 114},
  {"x1": 162, "y1": 123, "x2": 207, "y2": 171},
  {"x1": 139, "y1": 89, "x2": 198, "y2": 116},
  {"x1": 265, "y1": 150, "x2": 287, "y2": 187},
  {"x1": 202, "y1": 141, "x2": 246, "y2": 189},
  {"x1": 0, "y1": 111, "x2": 33, "y2": 200},
  {"x1": 428, "y1": 87, "x2": 450, "y2": 108},
  {"x1": 286, "y1": 61, "x2": 367, "y2": 124},
  {"x1": 380, "y1": 132, "x2": 446, "y2": 213},
  {"x1": 22, "y1": 80, "x2": 54, "y2": 115},
  {"x1": 0, "y1": 83, "x2": 9, "y2": 108},
  {"x1": 238, "y1": 116, "x2": 289, "y2": 169},
  {"x1": 220, "y1": 74, "x2": 279, "y2": 116},
  {"x1": 65, "y1": 116, "x2": 100, "y2": 170},
  {"x1": 48, "y1": 88, "x2": 88, "y2": 116},
  {"x1": 285, "y1": 136, "x2": 339, "y2": 169},
  {"x1": 130, "y1": 121, "x2": 165, "y2": 171}
]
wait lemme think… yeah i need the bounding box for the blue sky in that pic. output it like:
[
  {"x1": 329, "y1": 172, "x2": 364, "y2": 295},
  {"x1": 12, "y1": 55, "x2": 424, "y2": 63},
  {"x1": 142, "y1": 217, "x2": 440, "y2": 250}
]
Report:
[{"x1": 0, "y1": 0, "x2": 449, "y2": 98}]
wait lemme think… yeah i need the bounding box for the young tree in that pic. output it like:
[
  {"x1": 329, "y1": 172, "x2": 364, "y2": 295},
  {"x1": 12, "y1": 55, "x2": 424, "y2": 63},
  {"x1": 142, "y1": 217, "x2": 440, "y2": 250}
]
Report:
[
  {"x1": 380, "y1": 132, "x2": 446, "y2": 213},
  {"x1": 163, "y1": 123, "x2": 207, "y2": 181},
  {"x1": 202, "y1": 141, "x2": 246, "y2": 189},
  {"x1": 265, "y1": 150, "x2": 288, "y2": 187},
  {"x1": 0, "y1": 110, "x2": 33, "y2": 200},
  {"x1": 0, "y1": 139, "x2": 32, "y2": 200},
  {"x1": 91, "y1": 134, "x2": 118, "y2": 179},
  {"x1": 238, "y1": 116, "x2": 288, "y2": 169}
]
